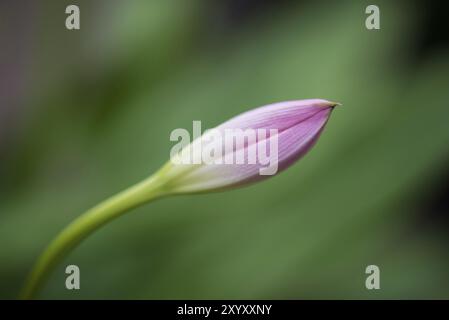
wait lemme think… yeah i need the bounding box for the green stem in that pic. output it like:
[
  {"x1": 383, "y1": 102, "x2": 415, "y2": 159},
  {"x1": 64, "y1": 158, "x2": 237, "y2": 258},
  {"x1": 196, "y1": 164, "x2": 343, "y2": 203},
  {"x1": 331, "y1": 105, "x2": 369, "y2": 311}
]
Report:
[{"x1": 20, "y1": 174, "x2": 168, "y2": 300}]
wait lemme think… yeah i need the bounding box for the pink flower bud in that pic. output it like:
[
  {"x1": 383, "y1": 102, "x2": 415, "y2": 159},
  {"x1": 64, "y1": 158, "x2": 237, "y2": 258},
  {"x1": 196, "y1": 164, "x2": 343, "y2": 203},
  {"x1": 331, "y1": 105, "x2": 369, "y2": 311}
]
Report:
[{"x1": 163, "y1": 99, "x2": 339, "y2": 193}]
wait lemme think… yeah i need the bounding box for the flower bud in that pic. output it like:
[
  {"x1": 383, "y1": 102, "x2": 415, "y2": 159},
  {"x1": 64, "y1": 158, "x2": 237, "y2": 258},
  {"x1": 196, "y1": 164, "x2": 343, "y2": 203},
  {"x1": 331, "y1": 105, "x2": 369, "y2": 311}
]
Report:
[{"x1": 160, "y1": 99, "x2": 339, "y2": 193}]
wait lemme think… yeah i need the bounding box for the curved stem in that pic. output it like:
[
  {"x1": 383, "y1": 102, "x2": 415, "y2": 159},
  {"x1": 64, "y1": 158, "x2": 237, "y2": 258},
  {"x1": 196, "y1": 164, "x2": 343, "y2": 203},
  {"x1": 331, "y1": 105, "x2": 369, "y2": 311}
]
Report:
[{"x1": 20, "y1": 174, "x2": 168, "y2": 300}]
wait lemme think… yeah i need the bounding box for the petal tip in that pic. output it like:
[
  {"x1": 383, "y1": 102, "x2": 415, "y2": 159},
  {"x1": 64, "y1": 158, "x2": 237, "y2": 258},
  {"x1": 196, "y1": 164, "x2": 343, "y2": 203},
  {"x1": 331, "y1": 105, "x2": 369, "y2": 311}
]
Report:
[
  {"x1": 325, "y1": 100, "x2": 342, "y2": 108},
  {"x1": 308, "y1": 99, "x2": 341, "y2": 108}
]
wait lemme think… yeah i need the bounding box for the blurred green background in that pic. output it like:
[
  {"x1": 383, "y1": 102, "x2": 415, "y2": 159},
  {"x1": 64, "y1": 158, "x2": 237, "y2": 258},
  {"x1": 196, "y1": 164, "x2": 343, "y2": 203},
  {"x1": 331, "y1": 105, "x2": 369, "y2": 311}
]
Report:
[{"x1": 1, "y1": 0, "x2": 449, "y2": 299}]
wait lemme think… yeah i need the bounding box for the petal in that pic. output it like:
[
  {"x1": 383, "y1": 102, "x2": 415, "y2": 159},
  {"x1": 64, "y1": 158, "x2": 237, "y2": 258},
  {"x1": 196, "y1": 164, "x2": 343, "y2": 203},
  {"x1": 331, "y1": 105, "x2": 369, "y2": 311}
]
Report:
[{"x1": 217, "y1": 99, "x2": 335, "y2": 131}]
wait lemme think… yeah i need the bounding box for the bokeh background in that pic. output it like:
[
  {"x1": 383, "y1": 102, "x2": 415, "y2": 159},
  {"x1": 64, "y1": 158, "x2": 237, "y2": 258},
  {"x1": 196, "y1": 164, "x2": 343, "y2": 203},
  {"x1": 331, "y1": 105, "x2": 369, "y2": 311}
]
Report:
[{"x1": 1, "y1": 0, "x2": 449, "y2": 299}]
